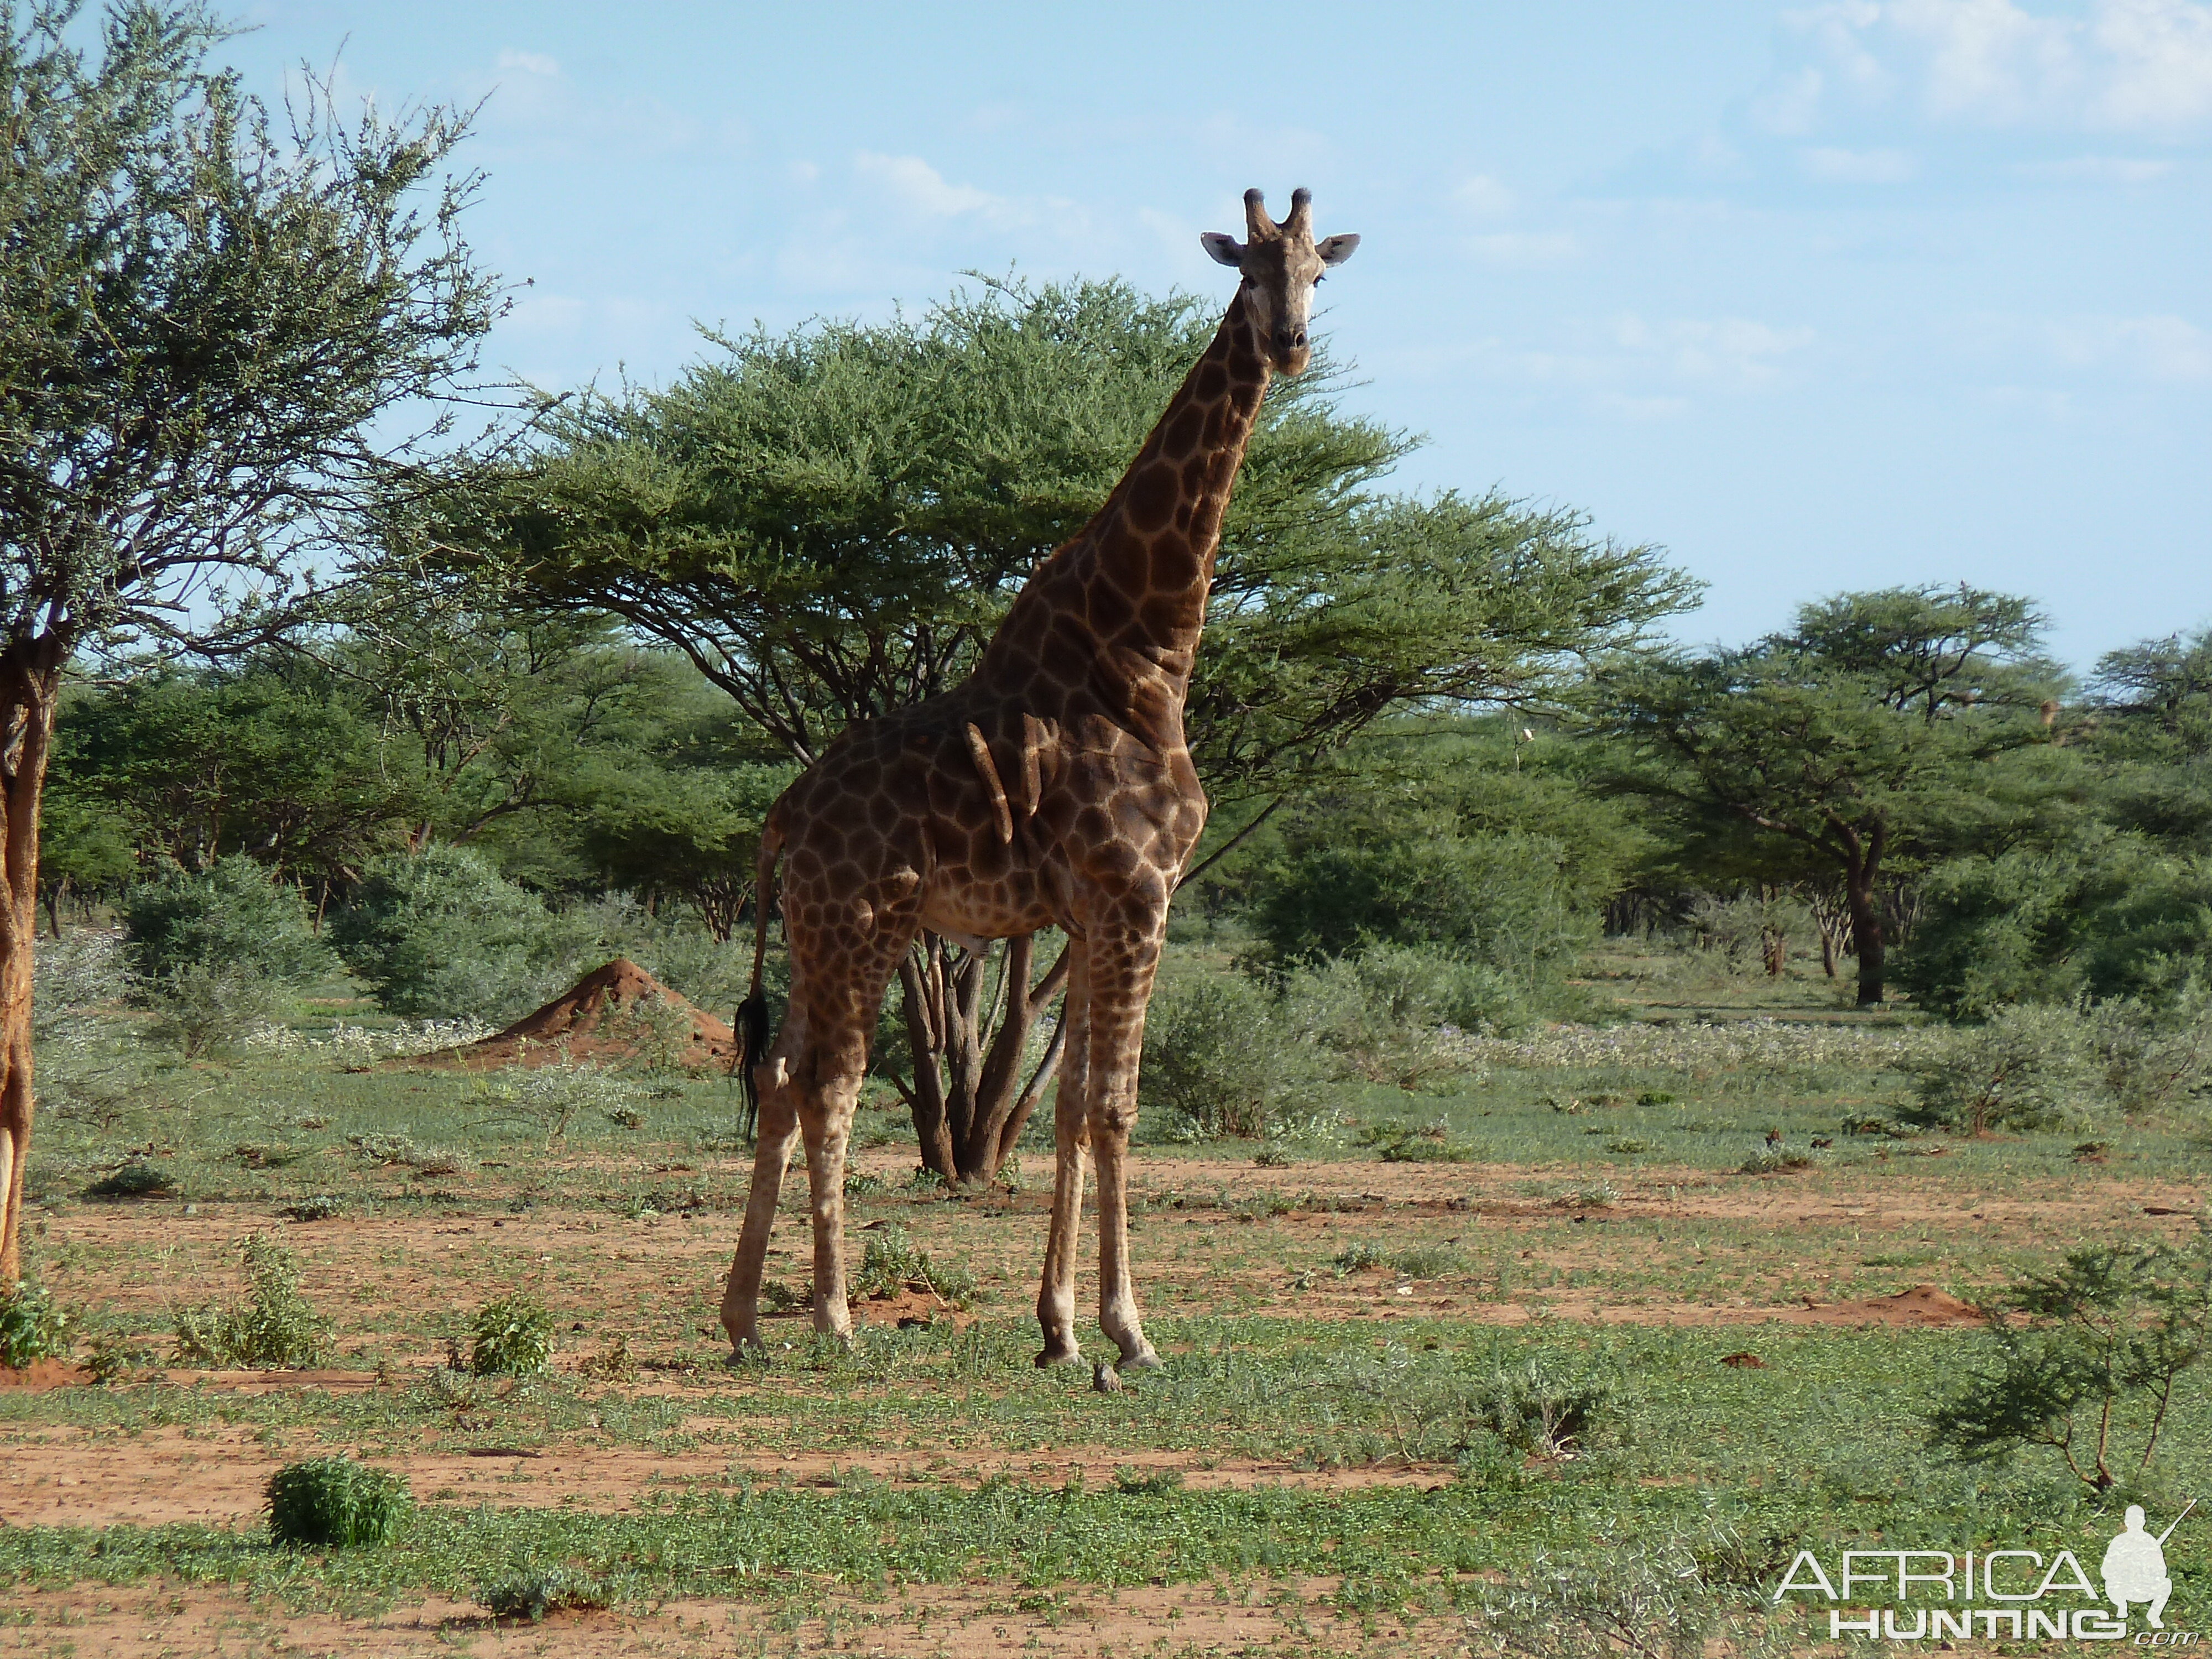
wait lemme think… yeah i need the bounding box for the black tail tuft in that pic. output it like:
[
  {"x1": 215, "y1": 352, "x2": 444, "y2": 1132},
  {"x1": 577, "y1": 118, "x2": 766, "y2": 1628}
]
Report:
[{"x1": 735, "y1": 992, "x2": 770, "y2": 1142}]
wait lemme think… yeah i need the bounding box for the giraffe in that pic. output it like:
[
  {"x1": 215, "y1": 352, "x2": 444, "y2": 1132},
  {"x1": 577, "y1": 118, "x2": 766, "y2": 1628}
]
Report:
[{"x1": 718, "y1": 187, "x2": 1358, "y2": 1369}]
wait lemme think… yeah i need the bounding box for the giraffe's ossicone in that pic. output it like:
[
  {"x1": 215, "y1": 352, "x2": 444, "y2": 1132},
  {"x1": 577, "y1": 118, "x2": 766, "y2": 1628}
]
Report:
[{"x1": 718, "y1": 189, "x2": 1359, "y2": 1369}]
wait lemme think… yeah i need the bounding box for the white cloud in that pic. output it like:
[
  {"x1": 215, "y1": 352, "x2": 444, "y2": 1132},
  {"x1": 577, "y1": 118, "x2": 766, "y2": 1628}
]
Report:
[
  {"x1": 2016, "y1": 152, "x2": 2173, "y2": 178},
  {"x1": 1771, "y1": 0, "x2": 2212, "y2": 133},
  {"x1": 854, "y1": 152, "x2": 1007, "y2": 221},
  {"x1": 1614, "y1": 315, "x2": 1819, "y2": 387},
  {"x1": 496, "y1": 50, "x2": 560, "y2": 79},
  {"x1": 1465, "y1": 230, "x2": 1580, "y2": 267},
  {"x1": 1802, "y1": 144, "x2": 1921, "y2": 179},
  {"x1": 2045, "y1": 312, "x2": 2212, "y2": 379},
  {"x1": 1452, "y1": 174, "x2": 1516, "y2": 214}
]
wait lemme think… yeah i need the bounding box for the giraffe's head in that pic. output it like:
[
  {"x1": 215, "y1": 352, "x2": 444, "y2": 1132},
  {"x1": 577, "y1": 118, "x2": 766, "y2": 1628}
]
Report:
[{"x1": 1200, "y1": 188, "x2": 1358, "y2": 376}]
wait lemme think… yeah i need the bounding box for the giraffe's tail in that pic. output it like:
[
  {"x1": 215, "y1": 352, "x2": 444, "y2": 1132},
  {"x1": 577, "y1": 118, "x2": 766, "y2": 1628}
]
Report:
[{"x1": 734, "y1": 808, "x2": 786, "y2": 1143}]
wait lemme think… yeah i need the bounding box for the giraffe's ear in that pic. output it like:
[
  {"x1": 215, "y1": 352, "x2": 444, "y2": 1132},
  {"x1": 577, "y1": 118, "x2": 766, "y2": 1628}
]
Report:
[
  {"x1": 1199, "y1": 232, "x2": 1244, "y2": 268},
  {"x1": 1315, "y1": 233, "x2": 1360, "y2": 268}
]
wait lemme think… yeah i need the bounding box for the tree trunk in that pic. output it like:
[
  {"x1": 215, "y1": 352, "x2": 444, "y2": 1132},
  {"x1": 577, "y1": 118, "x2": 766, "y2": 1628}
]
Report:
[
  {"x1": 894, "y1": 932, "x2": 1070, "y2": 1186},
  {"x1": 0, "y1": 637, "x2": 65, "y2": 1286},
  {"x1": 1840, "y1": 825, "x2": 1887, "y2": 1007}
]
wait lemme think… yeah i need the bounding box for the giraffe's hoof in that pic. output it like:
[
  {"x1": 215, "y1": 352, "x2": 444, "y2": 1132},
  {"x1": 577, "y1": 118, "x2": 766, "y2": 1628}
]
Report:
[
  {"x1": 1118, "y1": 1344, "x2": 1163, "y2": 1371},
  {"x1": 724, "y1": 1344, "x2": 769, "y2": 1369},
  {"x1": 1035, "y1": 1341, "x2": 1083, "y2": 1369}
]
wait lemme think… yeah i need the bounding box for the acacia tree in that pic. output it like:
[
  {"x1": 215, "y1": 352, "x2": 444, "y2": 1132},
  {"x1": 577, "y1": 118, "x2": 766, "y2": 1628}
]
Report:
[
  {"x1": 0, "y1": 2, "x2": 499, "y2": 1280},
  {"x1": 1595, "y1": 586, "x2": 2063, "y2": 1005},
  {"x1": 436, "y1": 278, "x2": 1693, "y2": 1181}
]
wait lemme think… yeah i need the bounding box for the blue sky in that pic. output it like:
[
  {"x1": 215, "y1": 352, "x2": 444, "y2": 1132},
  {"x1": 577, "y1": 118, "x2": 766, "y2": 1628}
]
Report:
[{"x1": 222, "y1": 2, "x2": 2209, "y2": 670}]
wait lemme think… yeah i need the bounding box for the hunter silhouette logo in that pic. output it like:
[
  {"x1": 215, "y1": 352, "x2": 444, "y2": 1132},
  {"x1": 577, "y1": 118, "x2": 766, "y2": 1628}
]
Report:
[
  {"x1": 1774, "y1": 1502, "x2": 2198, "y2": 1642},
  {"x1": 2104, "y1": 1502, "x2": 2193, "y2": 1631}
]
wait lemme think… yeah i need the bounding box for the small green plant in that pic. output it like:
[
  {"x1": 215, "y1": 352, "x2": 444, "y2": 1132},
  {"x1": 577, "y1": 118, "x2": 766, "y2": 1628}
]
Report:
[
  {"x1": 173, "y1": 1234, "x2": 333, "y2": 1368},
  {"x1": 469, "y1": 1293, "x2": 555, "y2": 1376},
  {"x1": 476, "y1": 1567, "x2": 609, "y2": 1622},
  {"x1": 1475, "y1": 1357, "x2": 1624, "y2": 1458},
  {"x1": 86, "y1": 1160, "x2": 174, "y2": 1199},
  {"x1": 851, "y1": 1224, "x2": 977, "y2": 1306},
  {"x1": 1390, "y1": 1244, "x2": 1464, "y2": 1280},
  {"x1": 1635, "y1": 1090, "x2": 1674, "y2": 1105},
  {"x1": 1331, "y1": 1239, "x2": 1387, "y2": 1275},
  {"x1": 604, "y1": 1105, "x2": 644, "y2": 1129},
  {"x1": 760, "y1": 1280, "x2": 808, "y2": 1315},
  {"x1": 1738, "y1": 1147, "x2": 1814, "y2": 1174},
  {"x1": 84, "y1": 1332, "x2": 155, "y2": 1384},
  {"x1": 1559, "y1": 1181, "x2": 1621, "y2": 1210},
  {"x1": 1112, "y1": 1466, "x2": 1185, "y2": 1495},
  {"x1": 0, "y1": 1281, "x2": 72, "y2": 1367},
  {"x1": 1928, "y1": 1232, "x2": 2212, "y2": 1490},
  {"x1": 280, "y1": 1194, "x2": 343, "y2": 1222},
  {"x1": 843, "y1": 1168, "x2": 885, "y2": 1198},
  {"x1": 1604, "y1": 1138, "x2": 1653, "y2": 1155},
  {"x1": 265, "y1": 1455, "x2": 410, "y2": 1547}
]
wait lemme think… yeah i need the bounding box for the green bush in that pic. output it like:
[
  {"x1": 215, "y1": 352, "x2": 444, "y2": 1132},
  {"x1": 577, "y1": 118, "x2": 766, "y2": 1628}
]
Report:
[
  {"x1": 1898, "y1": 835, "x2": 2212, "y2": 1018},
  {"x1": 0, "y1": 1282, "x2": 72, "y2": 1367},
  {"x1": 173, "y1": 1234, "x2": 333, "y2": 1369},
  {"x1": 332, "y1": 847, "x2": 592, "y2": 1024},
  {"x1": 1139, "y1": 964, "x2": 1318, "y2": 1139},
  {"x1": 1928, "y1": 1234, "x2": 2212, "y2": 1490},
  {"x1": 123, "y1": 855, "x2": 336, "y2": 984},
  {"x1": 851, "y1": 1224, "x2": 975, "y2": 1305},
  {"x1": 2089, "y1": 986, "x2": 2212, "y2": 1118},
  {"x1": 476, "y1": 1568, "x2": 608, "y2": 1622},
  {"x1": 143, "y1": 961, "x2": 284, "y2": 1056},
  {"x1": 1279, "y1": 942, "x2": 1527, "y2": 1085},
  {"x1": 85, "y1": 1160, "x2": 174, "y2": 1199},
  {"x1": 469, "y1": 1293, "x2": 555, "y2": 1376},
  {"x1": 1900, "y1": 1005, "x2": 2104, "y2": 1135},
  {"x1": 1475, "y1": 1357, "x2": 1625, "y2": 1458},
  {"x1": 265, "y1": 1455, "x2": 411, "y2": 1547}
]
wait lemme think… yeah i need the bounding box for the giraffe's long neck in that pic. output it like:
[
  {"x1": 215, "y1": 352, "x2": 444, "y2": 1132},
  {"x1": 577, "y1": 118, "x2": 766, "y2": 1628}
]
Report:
[{"x1": 980, "y1": 290, "x2": 1270, "y2": 739}]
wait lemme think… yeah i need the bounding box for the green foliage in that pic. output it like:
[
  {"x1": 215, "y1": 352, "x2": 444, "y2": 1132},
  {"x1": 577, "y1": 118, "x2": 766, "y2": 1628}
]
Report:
[
  {"x1": 2089, "y1": 988, "x2": 2212, "y2": 1118},
  {"x1": 1898, "y1": 833, "x2": 2212, "y2": 1018},
  {"x1": 1474, "y1": 1357, "x2": 1626, "y2": 1459},
  {"x1": 851, "y1": 1225, "x2": 975, "y2": 1307},
  {"x1": 1482, "y1": 1535, "x2": 1767, "y2": 1659},
  {"x1": 85, "y1": 1160, "x2": 173, "y2": 1198},
  {"x1": 265, "y1": 1455, "x2": 411, "y2": 1548},
  {"x1": 1245, "y1": 731, "x2": 1637, "y2": 986},
  {"x1": 1929, "y1": 1232, "x2": 2212, "y2": 1489},
  {"x1": 332, "y1": 847, "x2": 588, "y2": 1022},
  {"x1": 1279, "y1": 943, "x2": 1525, "y2": 1085},
  {"x1": 1598, "y1": 585, "x2": 2066, "y2": 1003},
  {"x1": 0, "y1": 1281, "x2": 71, "y2": 1367},
  {"x1": 476, "y1": 1568, "x2": 608, "y2": 1621},
  {"x1": 1138, "y1": 964, "x2": 1318, "y2": 1140},
  {"x1": 1900, "y1": 1005, "x2": 2104, "y2": 1135},
  {"x1": 124, "y1": 855, "x2": 335, "y2": 984},
  {"x1": 173, "y1": 1234, "x2": 333, "y2": 1369},
  {"x1": 469, "y1": 1293, "x2": 555, "y2": 1376}
]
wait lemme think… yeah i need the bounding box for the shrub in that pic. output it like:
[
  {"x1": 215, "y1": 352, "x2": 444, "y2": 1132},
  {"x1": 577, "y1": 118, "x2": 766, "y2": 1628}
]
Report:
[
  {"x1": 473, "y1": 1064, "x2": 640, "y2": 1146},
  {"x1": 86, "y1": 1160, "x2": 174, "y2": 1199},
  {"x1": 469, "y1": 1293, "x2": 555, "y2": 1376},
  {"x1": 281, "y1": 1195, "x2": 344, "y2": 1222},
  {"x1": 143, "y1": 962, "x2": 284, "y2": 1056},
  {"x1": 1901, "y1": 1005, "x2": 2104, "y2": 1135},
  {"x1": 1474, "y1": 1357, "x2": 1624, "y2": 1458},
  {"x1": 1139, "y1": 964, "x2": 1317, "y2": 1139},
  {"x1": 477, "y1": 1568, "x2": 608, "y2": 1622},
  {"x1": 1928, "y1": 1233, "x2": 2212, "y2": 1489},
  {"x1": 124, "y1": 855, "x2": 336, "y2": 984},
  {"x1": 1331, "y1": 1239, "x2": 1387, "y2": 1275},
  {"x1": 2089, "y1": 986, "x2": 2212, "y2": 1118},
  {"x1": 265, "y1": 1455, "x2": 410, "y2": 1547},
  {"x1": 32, "y1": 930, "x2": 131, "y2": 1048},
  {"x1": 173, "y1": 1234, "x2": 333, "y2": 1369},
  {"x1": 1280, "y1": 943, "x2": 1527, "y2": 1085},
  {"x1": 332, "y1": 847, "x2": 592, "y2": 1023},
  {"x1": 852, "y1": 1224, "x2": 975, "y2": 1305},
  {"x1": 0, "y1": 1282, "x2": 71, "y2": 1368},
  {"x1": 1390, "y1": 1244, "x2": 1464, "y2": 1279}
]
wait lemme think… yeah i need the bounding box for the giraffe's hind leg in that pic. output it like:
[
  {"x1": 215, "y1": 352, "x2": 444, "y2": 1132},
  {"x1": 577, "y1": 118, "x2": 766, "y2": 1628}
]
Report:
[
  {"x1": 1035, "y1": 948, "x2": 1091, "y2": 1366},
  {"x1": 722, "y1": 884, "x2": 916, "y2": 1358}
]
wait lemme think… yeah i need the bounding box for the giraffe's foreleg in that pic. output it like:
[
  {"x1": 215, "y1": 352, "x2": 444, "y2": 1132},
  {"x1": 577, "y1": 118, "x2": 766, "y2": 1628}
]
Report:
[
  {"x1": 1035, "y1": 950, "x2": 1092, "y2": 1366},
  {"x1": 799, "y1": 1085, "x2": 861, "y2": 1345},
  {"x1": 720, "y1": 1076, "x2": 800, "y2": 1358}
]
